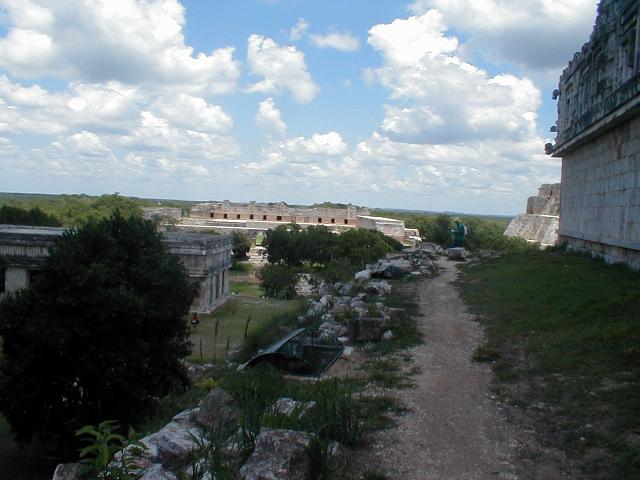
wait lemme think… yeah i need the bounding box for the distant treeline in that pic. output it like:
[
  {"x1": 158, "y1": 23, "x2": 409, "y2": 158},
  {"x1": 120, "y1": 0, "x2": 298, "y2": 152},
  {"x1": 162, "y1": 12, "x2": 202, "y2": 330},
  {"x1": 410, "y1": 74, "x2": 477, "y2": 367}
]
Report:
[{"x1": 0, "y1": 193, "x2": 195, "y2": 227}]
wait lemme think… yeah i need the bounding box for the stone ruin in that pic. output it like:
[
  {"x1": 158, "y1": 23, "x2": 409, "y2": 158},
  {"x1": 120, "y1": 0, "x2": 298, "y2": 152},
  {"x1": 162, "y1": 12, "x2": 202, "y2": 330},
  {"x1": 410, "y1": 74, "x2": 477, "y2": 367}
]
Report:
[{"x1": 504, "y1": 183, "x2": 561, "y2": 247}]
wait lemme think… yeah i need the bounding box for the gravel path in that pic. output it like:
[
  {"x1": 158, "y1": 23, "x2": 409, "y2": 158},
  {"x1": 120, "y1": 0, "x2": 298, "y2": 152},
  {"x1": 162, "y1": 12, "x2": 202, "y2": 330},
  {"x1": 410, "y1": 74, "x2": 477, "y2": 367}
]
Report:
[{"x1": 353, "y1": 257, "x2": 527, "y2": 479}]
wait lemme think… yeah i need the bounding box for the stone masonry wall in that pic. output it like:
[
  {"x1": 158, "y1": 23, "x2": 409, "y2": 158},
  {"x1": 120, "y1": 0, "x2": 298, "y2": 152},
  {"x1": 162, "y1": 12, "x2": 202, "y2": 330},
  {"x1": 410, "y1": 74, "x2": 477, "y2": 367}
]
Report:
[
  {"x1": 559, "y1": 115, "x2": 640, "y2": 269},
  {"x1": 504, "y1": 183, "x2": 560, "y2": 247}
]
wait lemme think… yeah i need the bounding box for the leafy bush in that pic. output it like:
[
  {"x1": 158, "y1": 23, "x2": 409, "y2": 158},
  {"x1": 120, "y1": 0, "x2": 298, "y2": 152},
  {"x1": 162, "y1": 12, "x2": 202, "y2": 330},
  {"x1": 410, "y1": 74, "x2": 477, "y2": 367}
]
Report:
[
  {"x1": 0, "y1": 213, "x2": 197, "y2": 451},
  {"x1": 258, "y1": 263, "x2": 298, "y2": 299},
  {"x1": 332, "y1": 229, "x2": 393, "y2": 268}
]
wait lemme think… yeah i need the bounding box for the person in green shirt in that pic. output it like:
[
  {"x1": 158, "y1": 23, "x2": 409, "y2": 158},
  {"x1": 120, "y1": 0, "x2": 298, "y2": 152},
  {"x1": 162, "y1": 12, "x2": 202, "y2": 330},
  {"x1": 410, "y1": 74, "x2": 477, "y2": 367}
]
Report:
[{"x1": 452, "y1": 218, "x2": 467, "y2": 247}]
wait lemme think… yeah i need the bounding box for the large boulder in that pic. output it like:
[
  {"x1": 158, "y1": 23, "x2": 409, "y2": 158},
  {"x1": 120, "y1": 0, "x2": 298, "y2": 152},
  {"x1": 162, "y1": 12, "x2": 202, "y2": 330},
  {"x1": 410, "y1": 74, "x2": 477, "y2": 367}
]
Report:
[
  {"x1": 388, "y1": 258, "x2": 413, "y2": 273},
  {"x1": 153, "y1": 421, "x2": 208, "y2": 468},
  {"x1": 239, "y1": 429, "x2": 312, "y2": 480},
  {"x1": 195, "y1": 388, "x2": 238, "y2": 436},
  {"x1": 271, "y1": 398, "x2": 316, "y2": 420},
  {"x1": 306, "y1": 301, "x2": 324, "y2": 317},
  {"x1": 138, "y1": 464, "x2": 178, "y2": 480}
]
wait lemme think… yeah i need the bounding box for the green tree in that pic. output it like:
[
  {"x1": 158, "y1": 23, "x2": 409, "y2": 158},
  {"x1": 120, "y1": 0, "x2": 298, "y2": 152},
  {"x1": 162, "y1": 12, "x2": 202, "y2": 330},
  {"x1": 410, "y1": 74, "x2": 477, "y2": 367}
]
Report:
[
  {"x1": 332, "y1": 229, "x2": 393, "y2": 268},
  {"x1": 0, "y1": 213, "x2": 197, "y2": 451},
  {"x1": 259, "y1": 263, "x2": 298, "y2": 299},
  {"x1": 422, "y1": 214, "x2": 452, "y2": 247},
  {"x1": 232, "y1": 231, "x2": 251, "y2": 258}
]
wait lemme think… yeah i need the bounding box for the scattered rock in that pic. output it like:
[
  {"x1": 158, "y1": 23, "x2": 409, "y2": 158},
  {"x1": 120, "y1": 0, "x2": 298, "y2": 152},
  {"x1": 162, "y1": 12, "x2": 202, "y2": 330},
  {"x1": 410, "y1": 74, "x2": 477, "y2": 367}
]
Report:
[
  {"x1": 382, "y1": 330, "x2": 394, "y2": 341},
  {"x1": 341, "y1": 346, "x2": 354, "y2": 358},
  {"x1": 306, "y1": 301, "x2": 324, "y2": 317},
  {"x1": 171, "y1": 408, "x2": 199, "y2": 426},
  {"x1": 195, "y1": 388, "x2": 238, "y2": 436},
  {"x1": 339, "y1": 281, "x2": 356, "y2": 296},
  {"x1": 239, "y1": 429, "x2": 312, "y2": 480}
]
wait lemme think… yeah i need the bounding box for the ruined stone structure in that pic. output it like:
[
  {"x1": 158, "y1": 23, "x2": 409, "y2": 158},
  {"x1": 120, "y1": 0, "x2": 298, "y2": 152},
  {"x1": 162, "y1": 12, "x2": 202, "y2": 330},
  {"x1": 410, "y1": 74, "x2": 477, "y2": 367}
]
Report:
[
  {"x1": 549, "y1": 0, "x2": 640, "y2": 269},
  {"x1": 0, "y1": 225, "x2": 232, "y2": 312},
  {"x1": 0, "y1": 225, "x2": 64, "y2": 293},
  {"x1": 504, "y1": 184, "x2": 561, "y2": 247},
  {"x1": 142, "y1": 207, "x2": 185, "y2": 222},
  {"x1": 164, "y1": 232, "x2": 232, "y2": 313}
]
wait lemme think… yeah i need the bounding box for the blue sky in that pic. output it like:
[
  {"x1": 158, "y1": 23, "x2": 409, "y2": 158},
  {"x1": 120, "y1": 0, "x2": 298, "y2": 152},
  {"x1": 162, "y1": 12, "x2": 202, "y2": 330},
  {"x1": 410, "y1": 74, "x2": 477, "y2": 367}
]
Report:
[{"x1": 0, "y1": 0, "x2": 599, "y2": 214}]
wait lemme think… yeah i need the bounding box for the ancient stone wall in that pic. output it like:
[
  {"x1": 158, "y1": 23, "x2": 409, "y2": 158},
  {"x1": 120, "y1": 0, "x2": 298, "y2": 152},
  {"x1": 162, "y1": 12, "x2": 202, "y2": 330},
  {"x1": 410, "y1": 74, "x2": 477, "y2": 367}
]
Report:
[
  {"x1": 504, "y1": 184, "x2": 560, "y2": 247},
  {"x1": 558, "y1": 116, "x2": 640, "y2": 269},
  {"x1": 550, "y1": 0, "x2": 640, "y2": 269}
]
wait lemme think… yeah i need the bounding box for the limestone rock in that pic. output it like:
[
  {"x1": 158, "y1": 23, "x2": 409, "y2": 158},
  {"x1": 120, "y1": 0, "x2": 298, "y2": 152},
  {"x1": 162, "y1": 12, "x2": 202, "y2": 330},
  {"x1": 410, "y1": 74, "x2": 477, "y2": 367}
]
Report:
[
  {"x1": 354, "y1": 269, "x2": 372, "y2": 283},
  {"x1": 153, "y1": 421, "x2": 208, "y2": 468},
  {"x1": 139, "y1": 464, "x2": 178, "y2": 480},
  {"x1": 195, "y1": 387, "x2": 238, "y2": 436},
  {"x1": 271, "y1": 398, "x2": 316, "y2": 419},
  {"x1": 382, "y1": 330, "x2": 394, "y2": 341},
  {"x1": 306, "y1": 301, "x2": 324, "y2": 317},
  {"x1": 447, "y1": 247, "x2": 466, "y2": 260},
  {"x1": 171, "y1": 408, "x2": 199, "y2": 426},
  {"x1": 338, "y1": 281, "x2": 356, "y2": 296},
  {"x1": 52, "y1": 463, "x2": 83, "y2": 480},
  {"x1": 239, "y1": 429, "x2": 312, "y2": 480}
]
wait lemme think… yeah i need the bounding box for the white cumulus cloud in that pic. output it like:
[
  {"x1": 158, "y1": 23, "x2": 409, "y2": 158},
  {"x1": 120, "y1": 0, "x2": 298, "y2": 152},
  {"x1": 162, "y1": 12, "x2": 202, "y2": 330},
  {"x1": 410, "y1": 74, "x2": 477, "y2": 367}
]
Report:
[
  {"x1": 246, "y1": 34, "x2": 319, "y2": 103},
  {"x1": 290, "y1": 18, "x2": 309, "y2": 41},
  {"x1": 255, "y1": 98, "x2": 287, "y2": 136},
  {"x1": 310, "y1": 31, "x2": 359, "y2": 52}
]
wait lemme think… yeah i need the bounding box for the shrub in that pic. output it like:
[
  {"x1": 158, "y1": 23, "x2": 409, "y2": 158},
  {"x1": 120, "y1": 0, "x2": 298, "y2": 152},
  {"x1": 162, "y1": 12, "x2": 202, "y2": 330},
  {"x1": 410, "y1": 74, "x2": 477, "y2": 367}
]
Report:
[{"x1": 0, "y1": 213, "x2": 197, "y2": 451}]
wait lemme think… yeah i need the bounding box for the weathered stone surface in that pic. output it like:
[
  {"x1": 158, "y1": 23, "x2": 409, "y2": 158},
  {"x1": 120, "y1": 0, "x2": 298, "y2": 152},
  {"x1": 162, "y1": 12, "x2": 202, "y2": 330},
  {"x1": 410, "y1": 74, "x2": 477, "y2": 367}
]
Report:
[
  {"x1": 239, "y1": 429, "x2": 312, "y2": 480},
  {"x1": 172, "y1": 407, "x2": 200, "y2": 425},
  {"x1": 153, "y1": 421, "x2": 208, "y2": 468},
  {"x1": 318, "y1": 321, "x2": 348, "y2": 339},
  {"x1": 138, "y1": 464, "x2": 178, "y2": 480},
  {"x1": 388, "y1": 258, "x2": 413, "y2": 273},
  {"x1": 271, "y1": 398, "x2": 316, "y2": 419},
  {"x1": 319, "y1": 295, "x2": 335, "y2": 308},
  {"x1": 447, "y1": 248, "x2": 466, "y2": 260},
  {"x1": 52, "y1": 463, "x2": 83, "y2": 480},
  {"x1": 195, "y1": 387, "x2": 238, "y2": 436}
]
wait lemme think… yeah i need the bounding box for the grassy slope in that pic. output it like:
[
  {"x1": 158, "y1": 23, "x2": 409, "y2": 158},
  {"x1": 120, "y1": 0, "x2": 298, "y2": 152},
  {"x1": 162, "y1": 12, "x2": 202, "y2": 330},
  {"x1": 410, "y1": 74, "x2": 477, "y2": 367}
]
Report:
[
  {"x1": 458, "y1": 251, "x2": 640, "y2": 479},
  {"x1": 187, "y1": 281, "x2": 304, "y2": 362}
]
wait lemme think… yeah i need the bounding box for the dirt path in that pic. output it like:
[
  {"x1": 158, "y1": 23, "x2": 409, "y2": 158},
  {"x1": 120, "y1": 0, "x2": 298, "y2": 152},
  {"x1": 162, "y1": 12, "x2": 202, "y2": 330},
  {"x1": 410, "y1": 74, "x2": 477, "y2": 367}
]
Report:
[{"x1": 353, "y1": 257, "x2": 529, "y2": 479}]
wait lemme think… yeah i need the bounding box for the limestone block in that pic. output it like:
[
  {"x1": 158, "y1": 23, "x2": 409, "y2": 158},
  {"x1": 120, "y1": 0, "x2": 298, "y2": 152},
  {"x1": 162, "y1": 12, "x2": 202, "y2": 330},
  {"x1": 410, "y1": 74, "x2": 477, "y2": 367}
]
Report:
[
  {"x1": 239, "y1": 429, "x2": 312, "y2": 480},
  {"x1": 195, "y1": 388, "x2": 238, "y2": 436}
]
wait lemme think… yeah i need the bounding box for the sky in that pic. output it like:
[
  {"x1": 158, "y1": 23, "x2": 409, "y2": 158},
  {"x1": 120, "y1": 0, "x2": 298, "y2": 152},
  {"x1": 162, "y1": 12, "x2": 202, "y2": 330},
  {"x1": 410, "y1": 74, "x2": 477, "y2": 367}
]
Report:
[{"x1": 0, "y1": 0, "x2": 600, "y2": 215}]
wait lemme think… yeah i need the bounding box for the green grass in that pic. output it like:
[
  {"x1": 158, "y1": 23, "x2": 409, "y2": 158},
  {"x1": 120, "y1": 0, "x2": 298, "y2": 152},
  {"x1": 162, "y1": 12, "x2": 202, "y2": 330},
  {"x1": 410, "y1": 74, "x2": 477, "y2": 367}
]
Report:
[
  {"x1": 188, "y1": 283, "x2": 304, "y2": 362},
  {"x1": 457, "y1": 250, "x2": 640, "y2": 479}
]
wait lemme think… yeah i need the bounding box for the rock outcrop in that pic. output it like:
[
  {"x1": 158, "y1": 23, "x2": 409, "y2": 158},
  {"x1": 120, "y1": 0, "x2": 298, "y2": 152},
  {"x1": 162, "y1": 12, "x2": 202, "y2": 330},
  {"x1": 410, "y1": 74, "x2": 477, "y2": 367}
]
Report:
[{"x1": 504, "y1": 183, "x2": 560, "y2": 247}]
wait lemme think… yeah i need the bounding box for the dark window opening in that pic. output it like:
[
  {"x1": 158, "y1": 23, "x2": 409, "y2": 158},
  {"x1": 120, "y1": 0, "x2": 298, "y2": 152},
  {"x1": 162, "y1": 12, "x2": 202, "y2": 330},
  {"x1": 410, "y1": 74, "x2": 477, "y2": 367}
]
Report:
[
  {"x1": 250, "y1": 214, "x2": 254, "y2": 219},
  {"x1": 318, "y1": 217, "x2": 322, "y2": 223},
  {"x1": 344, "y1": 219, "x2": 349, "y2": 224},
  {"x1": 236, "y1": 214, "x2": 241, "y2": 219},
  {"x1": 331, "y1": 218, "x2": 335, "y2": 224},
  {"x1": 277, "y1": 215, "x2": 282, "y2": 221},
  {"x1": 210, "y1": 212, "x2": 214, "y2": 218},
  {"x1": 263, "y1": 215, "x2": 267, "y2": 220},
  {"x1": 223, "y1": 213, "x2": 228, "y2": 219}
]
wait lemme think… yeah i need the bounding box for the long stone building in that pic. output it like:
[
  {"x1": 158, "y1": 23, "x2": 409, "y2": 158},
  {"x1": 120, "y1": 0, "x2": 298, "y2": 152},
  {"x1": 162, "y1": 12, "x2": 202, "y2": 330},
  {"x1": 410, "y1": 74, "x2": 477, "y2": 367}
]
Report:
[
  {"x1": 548, "y1": 0, "x2": 639, "y2": 269},
  {"x1": 177, "y1": 200, "x2": 419, "y2": 245},
  {"x1": 0, "y1": 225, "x2": 232, "y2": 313}
]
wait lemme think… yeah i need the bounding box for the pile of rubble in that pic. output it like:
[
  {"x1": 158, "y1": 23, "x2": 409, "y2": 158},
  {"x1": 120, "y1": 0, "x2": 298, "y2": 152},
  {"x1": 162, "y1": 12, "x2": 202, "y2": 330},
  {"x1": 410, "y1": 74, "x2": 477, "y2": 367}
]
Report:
[{"x1": 53, "y1": 389, "x2": 343, "y2": 480}]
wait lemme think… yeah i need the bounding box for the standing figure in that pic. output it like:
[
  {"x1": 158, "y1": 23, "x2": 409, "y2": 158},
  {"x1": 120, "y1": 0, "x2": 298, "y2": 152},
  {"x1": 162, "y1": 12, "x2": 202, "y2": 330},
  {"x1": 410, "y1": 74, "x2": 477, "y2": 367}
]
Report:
[{"x1": 452, "y1": 218, "x2": 467, "y2": 248}]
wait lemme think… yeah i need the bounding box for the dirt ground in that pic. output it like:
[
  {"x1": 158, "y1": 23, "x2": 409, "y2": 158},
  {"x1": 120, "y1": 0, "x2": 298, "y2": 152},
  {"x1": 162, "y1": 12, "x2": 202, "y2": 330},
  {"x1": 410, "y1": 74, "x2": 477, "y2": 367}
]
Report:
[{"x1": 351, "y1": 257, "x2": 573, "y2": 480}]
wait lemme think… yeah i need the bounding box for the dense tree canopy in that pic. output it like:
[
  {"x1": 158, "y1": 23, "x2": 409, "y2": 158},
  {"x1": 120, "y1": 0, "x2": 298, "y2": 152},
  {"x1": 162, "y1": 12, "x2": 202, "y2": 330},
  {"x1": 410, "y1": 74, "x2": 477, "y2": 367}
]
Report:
[
  {"x1": 232, "y1": 231, "x2": 251, "y2": 258},
  {"x1": 0, "y1": 205, "x2": 61, "y2": 226},
  {"x1": 0, "y1": 213, "x2": 197, "y2": 449}
]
